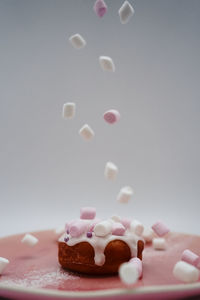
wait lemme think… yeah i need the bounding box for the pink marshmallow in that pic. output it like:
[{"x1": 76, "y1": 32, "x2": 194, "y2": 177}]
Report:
[
  {"x1": 151, "y1": 220, "x2": 170, "y2": 237},
  {"x1": 80, "y1": 207, "x2": 96, "y2": 220},
  {"x1": 93, "y1": 0, "x2": 107, "y2": 18},
  {"x1": 181, "y1": 249, "x2": 200, "y2": 269},
  {"x1": 88, "y1": 218, "x2": 101, "y2": 232},
  {"x1": 69, "y1": 220, "x2": 88, "y2": 237},
  {"x1": 65, "y1": 220, "x2": 76, "y2": 232},
  {"x1": 120, "y1": 218, "x2": 131, "y2": 229},
  {"x1": 130, "y1": 257, "x2": 143, "y2": 278},
  {"x1": 112, "y1": 222, "x2": 125, "y2": 236},
  {"x1": 103, "y1": 109, "x2": 120, "y2": 124}
]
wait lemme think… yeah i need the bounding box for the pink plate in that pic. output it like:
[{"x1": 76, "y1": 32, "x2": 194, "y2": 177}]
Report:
[{"x1": 0, "y1": 230, "x2": 200, "y2": 299}]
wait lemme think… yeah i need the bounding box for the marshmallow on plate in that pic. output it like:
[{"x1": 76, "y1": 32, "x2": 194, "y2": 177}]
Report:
[
  {"x1": 181, "y1": 249, "x2": 200, "y2": 269},
  {"x1": 119, "y1": 258, "x2": 142, "y2": 285},
  {"x1": 0, "y1": 257, "x2": 9, "y2": 275},
  {"x1": 118, "y1": 1, "x2": 134, "y2": 24},
  {"x1": 104, "y1": 161, "x2": 118, "y2": 180},
  {"x1": 62, "y1": 102, "x2": 76, "y2": 119},
  {"x1": 80, "y1": 207, "x2": 96, "y2": 220},
  {"x1": 152, "y1": 238, "x2": 166, "y2": 250},
  {"x1": 117, "y1": 186, "x2": 133, "y2": 203},
  {"x1": 129, "y1": 257, "x2": 143, "y2": 278},
  {"x1": 94, "y1": 220, "x2": 112, "y2": 237},
  {"x1": 21, "y1": 233, "x2": 39, "y2": 247},
  {"x1": 93, "y1": 0, "x2": 107, "y2": 18},
  {"x1": 152, "y1": 221, "x2": 170, "y2": 237},
  {"x1": 173, "y1": 261, "x2": 199, "y2": 283},
  {"x1": 99, "y1": 56, "x2": 115, "y2": 72},
  {"x1": 103, "y1": 109, "x2": 120, "y2": 124},
  {"x1": 69, "y1": 33, "x2": 86, "y2": 49},
  {"x1": 130, "y1": 220, "x2": 144, "y2": 236},
  {"x1": 79, "y1": 124, "x2": 95, "y2": 141}
]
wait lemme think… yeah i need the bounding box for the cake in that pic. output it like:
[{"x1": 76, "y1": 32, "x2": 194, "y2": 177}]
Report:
[{"x1": 58, "y1": 207, "x2": 144, "y2": 275}]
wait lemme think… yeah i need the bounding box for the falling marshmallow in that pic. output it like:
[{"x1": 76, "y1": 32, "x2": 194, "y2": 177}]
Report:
[
  {"x1": 79, "y1": 124, "x2": 95, "y2": 141},
  {"x1": 153, "y1": 238, "x2": 166, "y2": 250},
  {"x1": 62, "y1": 102, "x2": 76, "y2": 119},
  {"x1": 99, "y1": 56, "x2": 115, "y2": 72},
  {"x1": 104, "y1": 161, "x2": 118, "y2": 180},
  {"x1": 21, "y1": 233, "x2": 39, "y2": 247},
  {"x1": 103, "y1": 109, "x2": 120, "y2": 124},
  {"x1": 93, "y1": 0, "x2": 107, "y2": 18},
  {"x1": 118, "y1": 1, "x2": 134, "y2": 24},
  {"x1": 117, "y1": 186, "x2": 133, "y2": 203},
  {"x1": 173, "y1": 261, "x2": 199, "y2": 283},
  {"x1": 80, "y1": 207, "x2": 96, "y2": 220},
  {"x1": 0, "y1": 257, "x2": 9, "y2": 275},
  {"x1": 69, "y1": 33, "x2": 86, "y2": 49}
]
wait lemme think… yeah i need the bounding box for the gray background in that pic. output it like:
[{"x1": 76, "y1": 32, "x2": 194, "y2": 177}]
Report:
[{"x1": 0, "y1": 0, "x2": 200, "y2": 237}]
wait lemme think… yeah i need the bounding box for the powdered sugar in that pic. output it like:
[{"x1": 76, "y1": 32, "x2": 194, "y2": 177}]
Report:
[{"x1": 0, "y1": 267, "x2": 79, "y2": 289}]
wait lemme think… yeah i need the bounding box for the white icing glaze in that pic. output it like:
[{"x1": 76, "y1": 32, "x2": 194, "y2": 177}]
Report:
[{"x1": 60, "y1": 230, "x2": 142, "y2": 266}]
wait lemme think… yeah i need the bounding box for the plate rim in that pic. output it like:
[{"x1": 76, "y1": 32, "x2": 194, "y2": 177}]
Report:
[{"x1": 1, "y1": 281, "x2": 200, "y2": 298}]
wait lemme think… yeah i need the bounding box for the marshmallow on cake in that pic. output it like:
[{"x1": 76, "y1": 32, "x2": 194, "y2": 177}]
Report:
[{"x1": 58, "y1": 207, "x2": 144, "y2": 275}]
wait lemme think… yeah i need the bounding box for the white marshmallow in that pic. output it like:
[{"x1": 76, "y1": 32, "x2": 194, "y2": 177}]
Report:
[
  {"x1": 99, "y1": 56, "x2": 115, "y2": 72},
  {"x1": 62, "y1": 102, "x2": 76, "y2": 119},
  {"x1": 21, "y1": 233, "x2": 38, "y2": 247},
  {"x1": 111, "y1": 215, "x2": 121, "y2": 223},
  {"x1": 173, "y1": 261, "x2": 199, "y2": 283},
  {"x1": 118, "y1": 1, "x2": 134, "y2": 24},
  {"x1": 54, "y1": 227, "x2": 65, "y2": 236},
  {"x1": 117, "y1": 186, "x2": 133, "y2": 203},
  {"x1": 119, "y1": 262, "x2": 139, "y2": 285},
  {"x1": 130, "y1": 220, "x2": 144, "y2": 236},
  {"x1": 153, "y1": 238, "x2": 166, "y2": 250},
  {"x1": 142, "y1": 228, "x2": 154, "y2": 242},
  {"x1": 0, "y1": 257, "x2": 9, "y2": 275},
  {"x1": 69, "y1": 33, "x2": 86, "y2": 49},
  {"x1": 79, "y1": 124, "x2": 95, "y2": 141},
  {"x1": 104, "y1": 161, "x2": 118, "y2": 180},
  {"x1": 94, "y1": 220, "x2": 112, "y2": 237}
]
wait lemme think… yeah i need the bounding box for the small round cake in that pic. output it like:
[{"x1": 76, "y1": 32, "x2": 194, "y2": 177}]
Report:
[{"x1": 58, "y1": 208, "x2": 144, "y2": 275}]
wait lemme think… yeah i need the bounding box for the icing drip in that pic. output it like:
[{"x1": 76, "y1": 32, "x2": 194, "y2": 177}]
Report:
[{"x1": 60, "y1": 230, "x2": 142, "y2": 266}]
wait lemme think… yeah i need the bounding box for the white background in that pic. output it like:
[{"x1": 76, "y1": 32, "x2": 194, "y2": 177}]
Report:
[{"x1": 0, "y1": 0, "x2": 200, "y2": 237}]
